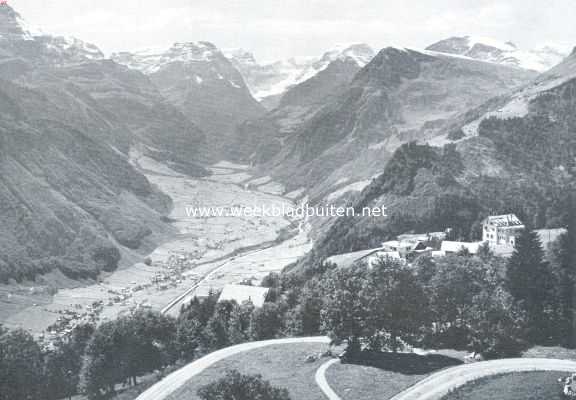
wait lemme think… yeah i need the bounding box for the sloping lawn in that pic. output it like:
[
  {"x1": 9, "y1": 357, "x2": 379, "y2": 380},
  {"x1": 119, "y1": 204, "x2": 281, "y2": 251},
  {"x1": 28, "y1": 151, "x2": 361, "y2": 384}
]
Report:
[
  {"x1": 328, "y1": 363, "x2": 426, "y2": 400},
  {"x1": 326, "y1": 350, "x2": 464, "y2": 400},
  {"x1": 441, "y1": 371, "x2": 567, "y2": 400},
  {"x1": 166, "y1": 342, "x2": 331, "y2": 400},
  {"x1": 524, "y1": 346, "x2": 576, "y2": 360}
]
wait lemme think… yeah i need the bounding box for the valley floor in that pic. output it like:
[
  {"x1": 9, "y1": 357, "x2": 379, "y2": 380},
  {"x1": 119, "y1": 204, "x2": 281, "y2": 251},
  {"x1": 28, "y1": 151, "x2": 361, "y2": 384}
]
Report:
[{"x1": 0, "y1": 155, "x2": 312, "y2": 335}]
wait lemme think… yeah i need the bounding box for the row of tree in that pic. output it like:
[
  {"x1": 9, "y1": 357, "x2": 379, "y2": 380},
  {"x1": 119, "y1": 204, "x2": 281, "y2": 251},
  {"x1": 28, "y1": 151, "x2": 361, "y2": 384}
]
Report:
[
  {"x1": 0, "y1": 290, "x2": 287, "y2": 400},
  {"x1": 0, "y1": 324, "x2": 94, "y2": 400}
]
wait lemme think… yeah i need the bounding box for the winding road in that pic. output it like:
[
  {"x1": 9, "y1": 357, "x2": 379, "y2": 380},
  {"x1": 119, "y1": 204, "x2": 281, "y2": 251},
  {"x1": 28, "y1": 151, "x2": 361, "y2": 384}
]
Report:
[
  {"x1": 315, "y1": 357, "x2": 576, "y2": 400},
  {"x1": 387, "y1": 358, "x2": 576, "y2": 400},
  {"x1": 136, "y1": 335, "x2": 576, "y2": 400},
  {"x1": 135, "y1": 336, "x2": 331, "y2": 400},
  {"x1": 316, "y1": 359, "x2": 342, "y2": 400}
]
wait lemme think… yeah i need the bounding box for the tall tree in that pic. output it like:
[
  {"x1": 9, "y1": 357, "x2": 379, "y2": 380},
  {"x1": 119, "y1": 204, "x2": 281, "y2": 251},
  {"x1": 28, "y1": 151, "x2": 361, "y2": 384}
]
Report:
[
  {"x1": 176, "y1": 317, "x2": 202, "y2": 361},
  {"x1": 364, "y1": 258, "x2": 429, "y2": 351},
  {"x1": 0, "y1": 328, "x2": 44, "y2": 400},
  {"x1": 44, "y1": 340, "x2": 80, "y2": 400},
  {"x1": 198, "y1": 370, "x2": 291, "y2": 400},
  {"x1": 550, "y1": 198, "x2": 576, "y2": 346},
  {"x1": 320, "y1": 264, "x2": 371, "y2": 354},
  {"x1": 202, "y1": 300, "x2": 237, "y2": 350},
  {"x1": 506, "y1": 229, "x2": 553, "y2": 342},
  {"x1": 79, "y1": 311, "x2": 177, "y2": 398},
  {"x1": 249, "y1": 303, "x2": 282, "y2": 341},
  {"x1": 45, "y1": 324, "x2": 95, "y2": 400},
  {"x1": 227, "y1": 302, "x2": 254, "y2": 345}
]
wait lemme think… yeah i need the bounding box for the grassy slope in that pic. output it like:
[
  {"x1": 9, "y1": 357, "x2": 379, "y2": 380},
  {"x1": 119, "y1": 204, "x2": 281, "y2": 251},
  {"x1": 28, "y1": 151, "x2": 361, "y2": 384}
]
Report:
[
  {"x1": 326, "y1": 350, "x2": 465, "y2": 400},
  {"x1": 441, "y1": 371, "x2": 566, "y2": 400},
  {"x1": 328, "y1": 363, "x2": 426, "y2": 400},
  {"x1": 165, "y1": 342, "x2": 331, "y2": 400}
]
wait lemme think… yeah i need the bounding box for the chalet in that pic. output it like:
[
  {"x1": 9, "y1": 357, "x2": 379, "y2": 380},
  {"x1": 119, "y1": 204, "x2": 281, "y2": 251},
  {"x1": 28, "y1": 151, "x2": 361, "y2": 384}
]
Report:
[
  {"x1": 218, "y1": 284, "x2": 270, "y2": 308},
  {"x1": 482, "y1": 214, "x2": 525, "y2": 247}
]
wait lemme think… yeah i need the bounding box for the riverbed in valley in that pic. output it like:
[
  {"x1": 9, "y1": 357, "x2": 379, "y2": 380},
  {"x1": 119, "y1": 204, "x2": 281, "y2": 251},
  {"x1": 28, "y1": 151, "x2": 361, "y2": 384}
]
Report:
[{"x1": 1, "y1": 155, "x2": 312, "y2": 335}]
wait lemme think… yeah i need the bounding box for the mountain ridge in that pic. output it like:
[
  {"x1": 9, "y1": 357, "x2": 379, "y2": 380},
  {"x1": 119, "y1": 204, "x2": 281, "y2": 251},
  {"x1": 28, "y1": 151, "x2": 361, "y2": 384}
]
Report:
[
  {"x1": 426, "y1": 35, "x2": 570, "y2": 72},
  {"x1": 225, "y1": 43, "x2": 375, "y2": 108},
  {"x1": 112, "y1": 41, "x2": 266, "y2": 158},
  {"x1": 245, "y1": 45, "x2": 537, "y2": 208},
  {"x1": 295, "y1": 44, "x2": 576, "y2": 272}
]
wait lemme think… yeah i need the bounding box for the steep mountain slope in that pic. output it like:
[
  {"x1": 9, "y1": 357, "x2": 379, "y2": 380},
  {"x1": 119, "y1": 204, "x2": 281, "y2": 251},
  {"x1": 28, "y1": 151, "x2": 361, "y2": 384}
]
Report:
[
  {"x1": 37, "y1": 62, "x2": 208, "y2": 174},
  {"x1": 0, "y1": 5, "x2": 205, "y2": 283},
  {"x1": 113, "y1": 42, "x2": 265, "y2": 155},
  {"x1": 426, "y1": 36, "x2": 569, "y2": 72},
  {"x1": 299, "y1": 47, "x2": 576, "y2": 271},
  {"x1": 231, "y1": 55, "x2": 366, "y2": 163},
  {"x1": 1, "y1": 5, "x2": 208, "y2": 170},
  {"x1": 0, "y1": 78, "x2": 175, "y2": 283},
  {"x1": 226, "y1": 44, "x2": 375, "y2": 109},
  {"x1": 254, "y1": 47, "x2": 536, "y2": 203}
]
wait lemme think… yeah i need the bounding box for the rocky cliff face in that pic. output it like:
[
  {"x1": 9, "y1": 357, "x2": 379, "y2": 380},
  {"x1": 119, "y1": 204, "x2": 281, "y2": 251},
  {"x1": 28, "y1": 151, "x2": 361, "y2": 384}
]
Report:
[{"x1": 113, "y1": 42, "x2": 265, "y2": 157}]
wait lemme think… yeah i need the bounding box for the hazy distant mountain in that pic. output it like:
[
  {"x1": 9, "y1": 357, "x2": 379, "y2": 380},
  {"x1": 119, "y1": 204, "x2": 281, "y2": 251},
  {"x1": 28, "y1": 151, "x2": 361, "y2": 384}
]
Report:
[
  {"x1": 426, "y1": 36, "x2": 569, "y2": 72},
  {"x1": 113, "y1": 42, "x2": 265, "y2": 155},
  {"x1": 225, "y1": 44, "x2": 375, "y2": 108},
  {"x1": 249, "y1": 46, "x2": 536, "y2": 205},
  {"x1": 300, "y1": 46, "x2": 576, "y2": 268}
]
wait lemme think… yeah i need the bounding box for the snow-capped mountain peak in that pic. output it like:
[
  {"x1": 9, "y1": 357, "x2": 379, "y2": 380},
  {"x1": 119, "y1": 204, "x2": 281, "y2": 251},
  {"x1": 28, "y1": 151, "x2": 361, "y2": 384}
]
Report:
[
  {"x1": 0, "y1": 4, "x2": 39, "y2": 40},
  {"x1": 426, "y1": 36, "x2": 569, "y2": 72},
  {"x1": 318, "y1": 43, "x2": 376, "y2": 67},
  {"x1": 39, "y1": 35, "x2": 104, "y2": 62},
  {"x1": 223, "y1": 48, "x2": 258, "y2": 66},
  {"x1": 1, "y1": 4, "x2": 103, "y2": 65},
  {"x1": 226, "y1": 43, "x2": 375, "y2": 102},
  {"x1": 112, "y1": 41, "x2": 226, "y2": 74}
]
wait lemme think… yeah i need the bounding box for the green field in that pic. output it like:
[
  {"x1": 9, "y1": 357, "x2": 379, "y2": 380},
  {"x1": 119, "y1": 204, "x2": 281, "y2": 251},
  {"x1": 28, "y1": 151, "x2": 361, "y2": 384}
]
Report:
[
  {"x1": 165, "y1": 342, "x2": 332, "y2": 400},
  {"x1": 442, "y1": 371, "x2": 567, "y2": 400}
]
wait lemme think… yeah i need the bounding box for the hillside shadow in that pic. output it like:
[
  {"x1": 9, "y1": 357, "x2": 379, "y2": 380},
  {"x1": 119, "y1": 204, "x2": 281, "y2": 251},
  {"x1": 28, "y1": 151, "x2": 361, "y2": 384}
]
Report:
[{"x1": 342, "y1": 351, "x2": 463, "y2": 375}]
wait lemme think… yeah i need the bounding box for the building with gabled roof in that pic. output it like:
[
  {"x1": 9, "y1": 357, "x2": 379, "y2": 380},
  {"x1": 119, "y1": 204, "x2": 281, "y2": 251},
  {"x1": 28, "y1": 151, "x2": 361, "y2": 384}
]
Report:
[
  {"x1": 218, "y1": 284, "x2": 270, "y2": 308},
  {"x1": 482, "y1": 214, "x2": 525, "y2": 248}
]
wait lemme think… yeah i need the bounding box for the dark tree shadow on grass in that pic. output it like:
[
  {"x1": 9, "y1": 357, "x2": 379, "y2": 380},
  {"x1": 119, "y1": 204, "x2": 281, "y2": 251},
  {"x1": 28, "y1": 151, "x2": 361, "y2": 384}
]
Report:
[{"x1": 342, "y1": 351, "x2": 463, "y2": 375}]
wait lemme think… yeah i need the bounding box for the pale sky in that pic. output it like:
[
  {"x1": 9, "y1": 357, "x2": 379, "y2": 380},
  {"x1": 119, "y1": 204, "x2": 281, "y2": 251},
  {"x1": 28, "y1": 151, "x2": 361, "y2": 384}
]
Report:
[{"x1": 8, "y1": 0, "x2": 576, "y2": 61}]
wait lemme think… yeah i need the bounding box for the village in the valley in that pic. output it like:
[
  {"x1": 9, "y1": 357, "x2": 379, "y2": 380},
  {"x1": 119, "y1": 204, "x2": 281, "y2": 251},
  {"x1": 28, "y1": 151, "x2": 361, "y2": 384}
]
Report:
[{"x1": 33, "y1": 212, "x2": 567, "y2": 351}]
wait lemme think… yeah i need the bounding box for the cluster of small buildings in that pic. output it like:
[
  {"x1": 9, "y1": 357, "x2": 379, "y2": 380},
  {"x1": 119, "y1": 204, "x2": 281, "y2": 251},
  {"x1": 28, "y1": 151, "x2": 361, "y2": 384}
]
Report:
[
  {"x1": 324, "y1": 214, "x2": 566, "y2": 268},
  {"x1": 37, "y1": 251, "x2": 205, "y2": 349},
  {"x1": 39, "y1": 301, "x2": 104, "y2": 350}
]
